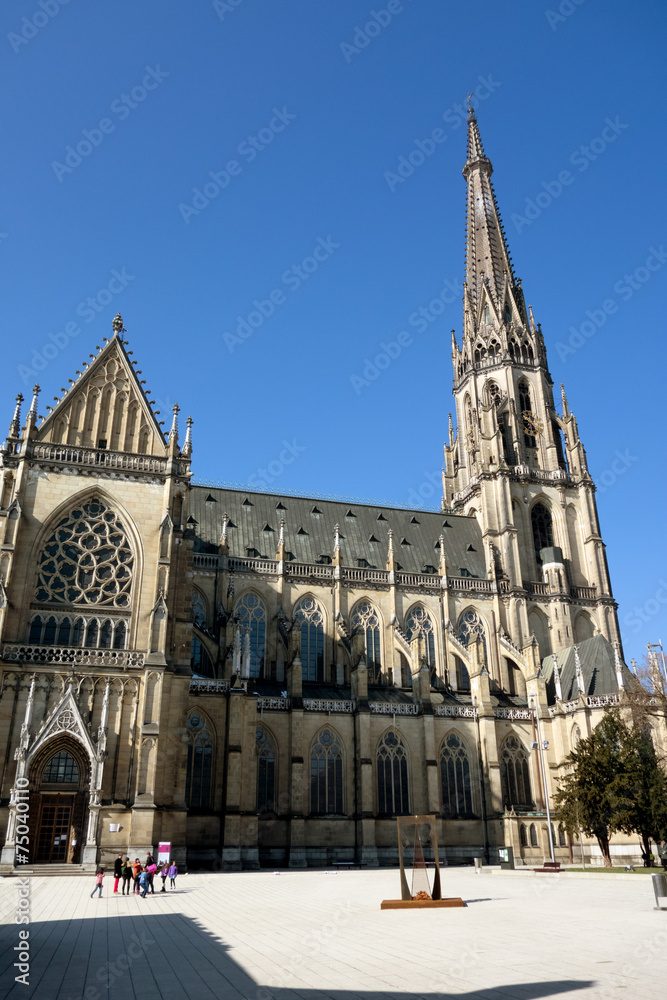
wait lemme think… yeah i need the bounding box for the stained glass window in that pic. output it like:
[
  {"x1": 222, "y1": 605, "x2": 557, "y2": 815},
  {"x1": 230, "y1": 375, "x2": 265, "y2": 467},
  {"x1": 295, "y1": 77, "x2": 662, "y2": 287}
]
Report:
[
  {"x1": 186, "y1": 712, "x2": 213, "y2": 809},
  {"x1": 377, "y1": 731, "x2": 409, "y2": 815},
  {"x1": 440, "y1": 732, "x2": 474, "y2": 817},
  {"x1": 351, "y1": 601, "x2": 381, "y2": 681},
  {"x1": 35, "y1": 498, "x2": 133, "y2": 608},
  {"x1": 310, "y1": 728, "x2": 343, "y2": 814},
  {"x1": 295, "y1": 597, "x2": 325, "y2": 682},
  {"x1": 500, "y1": 734, "x2": 532, "y2": 810},
  {"x1": 235, "y1": 593, "x2": 266, "y2": 679},
  {"x1": 43, "y1": 751, "x2": 79, "y2": 784}
]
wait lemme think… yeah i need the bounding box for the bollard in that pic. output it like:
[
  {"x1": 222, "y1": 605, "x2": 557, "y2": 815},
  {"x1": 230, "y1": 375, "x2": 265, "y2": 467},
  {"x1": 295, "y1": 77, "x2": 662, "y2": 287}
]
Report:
[
  {"x1": 652, "y1": 872, "x2": 667, "y2": 910},
  {"x1": 474, "y1": 857, "x2": 483, "y2": 874}
]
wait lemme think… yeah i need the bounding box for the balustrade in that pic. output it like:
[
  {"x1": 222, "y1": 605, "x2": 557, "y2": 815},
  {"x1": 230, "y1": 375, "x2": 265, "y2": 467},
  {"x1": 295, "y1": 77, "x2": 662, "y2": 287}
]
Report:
[
  {"x1": 30, "y1": 442, "x2": 169, "y2": 474},
  {"x1": 3, "y1": 643, "x2": 145, "y2": 668}
]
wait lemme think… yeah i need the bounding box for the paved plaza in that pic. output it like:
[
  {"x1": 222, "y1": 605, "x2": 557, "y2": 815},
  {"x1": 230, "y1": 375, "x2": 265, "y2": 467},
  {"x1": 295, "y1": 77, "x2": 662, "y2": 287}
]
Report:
[{"x1": 0, "y1": 868, "x2": 664, "y2": 1000}]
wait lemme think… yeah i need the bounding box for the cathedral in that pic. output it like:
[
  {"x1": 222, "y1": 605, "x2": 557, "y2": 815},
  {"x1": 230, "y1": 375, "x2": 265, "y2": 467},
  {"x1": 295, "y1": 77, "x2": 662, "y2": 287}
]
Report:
[{"x1": 0, "y1": 108, "x2": 655, "y2": 873}]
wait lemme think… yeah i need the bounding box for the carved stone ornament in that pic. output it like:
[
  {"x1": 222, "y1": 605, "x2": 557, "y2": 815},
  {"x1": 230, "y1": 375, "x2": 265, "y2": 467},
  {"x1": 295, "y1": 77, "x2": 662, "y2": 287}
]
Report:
[{"x1": 56, "y1": 708, "x2": 77, "y2": 731}]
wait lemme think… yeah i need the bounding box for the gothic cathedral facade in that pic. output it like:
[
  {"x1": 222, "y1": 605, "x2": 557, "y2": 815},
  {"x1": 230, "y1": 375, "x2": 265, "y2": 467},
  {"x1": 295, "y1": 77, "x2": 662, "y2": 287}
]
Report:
[{"x1": 0, "y1": 109, "x2": 648, "y2": 871}]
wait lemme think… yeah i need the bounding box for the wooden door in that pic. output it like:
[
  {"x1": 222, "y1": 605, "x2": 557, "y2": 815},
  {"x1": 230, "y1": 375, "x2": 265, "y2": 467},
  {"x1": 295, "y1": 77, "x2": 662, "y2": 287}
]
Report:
[{"x1": 36, "y1": 796, "x2": 72, "y2": 863}]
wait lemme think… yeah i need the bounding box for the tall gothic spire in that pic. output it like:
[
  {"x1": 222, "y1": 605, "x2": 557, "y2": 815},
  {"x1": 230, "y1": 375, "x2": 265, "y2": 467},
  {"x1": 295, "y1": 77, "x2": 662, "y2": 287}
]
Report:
[{"x1": 463, "y1": 106, "x2": 519, "y2": 319}]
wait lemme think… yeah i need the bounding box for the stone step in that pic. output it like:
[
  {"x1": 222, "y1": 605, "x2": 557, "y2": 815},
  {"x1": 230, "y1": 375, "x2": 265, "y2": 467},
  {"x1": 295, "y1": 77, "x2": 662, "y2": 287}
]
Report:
[{"x1": 3, "y1": 864, "x2": 93, "y2": 877}]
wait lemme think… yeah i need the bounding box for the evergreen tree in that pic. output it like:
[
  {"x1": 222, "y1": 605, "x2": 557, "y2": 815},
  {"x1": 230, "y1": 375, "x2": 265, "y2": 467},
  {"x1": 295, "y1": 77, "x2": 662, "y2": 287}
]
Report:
[
  {"x1": 610, "y1": 725, "x2": 667, "y2": 867},
  {"x1": 555, "y1": 711, "x2": 667, "y2": 867},
  {"x1": 554, "y1": 712, "x2": 627, "y2": 866}
]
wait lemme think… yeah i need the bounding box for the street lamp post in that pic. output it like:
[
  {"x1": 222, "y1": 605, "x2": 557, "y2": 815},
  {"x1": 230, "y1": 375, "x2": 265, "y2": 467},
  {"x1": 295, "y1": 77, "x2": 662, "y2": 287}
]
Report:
[{"x1": 530, "y1": 696, "x2": 555, "y2": 864}]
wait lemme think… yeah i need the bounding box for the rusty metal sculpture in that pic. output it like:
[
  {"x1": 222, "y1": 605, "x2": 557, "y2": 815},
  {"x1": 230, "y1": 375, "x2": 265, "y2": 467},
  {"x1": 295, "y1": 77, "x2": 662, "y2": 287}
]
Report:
[{"x1": 381, "y1": 814, "x2": 465, "y2": 909}]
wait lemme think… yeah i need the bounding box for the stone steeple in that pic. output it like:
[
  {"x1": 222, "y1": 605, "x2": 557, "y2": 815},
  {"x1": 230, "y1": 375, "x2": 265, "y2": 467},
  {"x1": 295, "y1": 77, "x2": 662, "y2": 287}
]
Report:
[
  {"x1": 462, "y1": 105, "x2": 521, "y2": 321},
  {"x1": 443, "y1": 108, "x2": 619, "y2": 661}
]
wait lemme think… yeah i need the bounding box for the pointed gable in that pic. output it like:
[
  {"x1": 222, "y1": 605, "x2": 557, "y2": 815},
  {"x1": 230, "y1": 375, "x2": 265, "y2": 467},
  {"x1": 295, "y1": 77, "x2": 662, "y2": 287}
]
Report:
[{"x1": 37, "y1": 324, "x2": 166, "y2": 457}]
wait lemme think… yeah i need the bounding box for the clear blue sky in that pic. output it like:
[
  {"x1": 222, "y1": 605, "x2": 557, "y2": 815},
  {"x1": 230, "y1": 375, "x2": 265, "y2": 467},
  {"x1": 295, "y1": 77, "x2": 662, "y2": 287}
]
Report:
[{"x1": 1, "y1": 0, "x2": 665, "y2": 666}]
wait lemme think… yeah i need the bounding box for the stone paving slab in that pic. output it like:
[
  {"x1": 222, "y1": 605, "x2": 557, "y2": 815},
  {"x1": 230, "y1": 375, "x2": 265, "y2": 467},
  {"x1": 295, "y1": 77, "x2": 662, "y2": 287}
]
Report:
[{"x1": 0, "y1": 868, "x2": 664, "y2": 1000}]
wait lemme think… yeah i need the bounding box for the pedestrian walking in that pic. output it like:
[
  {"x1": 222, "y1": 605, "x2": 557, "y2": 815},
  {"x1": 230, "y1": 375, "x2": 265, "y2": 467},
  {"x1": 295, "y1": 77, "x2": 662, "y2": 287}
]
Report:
[
  {"x1": 160, "y1": 862, "x2": 169, "y2": 892},
  {"x1": 139, "y1": 869, "x2": 150, "y2": 898},
  {"x1": 146, "y1": 859, "x2": 157, "y2": 894},
  {"x1": 121, "y1": 857, "x2": 133, "y2": 895},
  {"x1": 132, "y1": 858, "x2": 142, "y2": 895},
  {"x1": 90, "y1": 868, "x2": 105, "y2": 899},
  {"x1": 168, "y1": 861, "x2": 178, "y2": 889},
  {"x1": 113, "y1": 853, "x2": 123, "y2": 893}
]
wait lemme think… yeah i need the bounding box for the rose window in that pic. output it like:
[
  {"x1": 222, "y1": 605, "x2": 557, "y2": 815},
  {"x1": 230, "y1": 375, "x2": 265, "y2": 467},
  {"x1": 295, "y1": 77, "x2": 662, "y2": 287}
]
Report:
[{"x1": 35, "y1": 498, "x2": 133, "y2": 608}]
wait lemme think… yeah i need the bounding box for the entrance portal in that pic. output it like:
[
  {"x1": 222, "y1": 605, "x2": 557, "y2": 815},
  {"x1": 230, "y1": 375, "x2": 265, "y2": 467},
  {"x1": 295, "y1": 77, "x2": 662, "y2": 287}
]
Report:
[{"x1": 30, "y1": 743, "x2": 89, "y2": 864}]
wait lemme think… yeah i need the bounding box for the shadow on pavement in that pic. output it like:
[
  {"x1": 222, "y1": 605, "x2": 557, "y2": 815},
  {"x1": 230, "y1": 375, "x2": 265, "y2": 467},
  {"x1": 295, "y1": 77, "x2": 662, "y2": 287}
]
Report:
[{"x1": 0, "y1": 912, "x2": 595, "y2": 1000}]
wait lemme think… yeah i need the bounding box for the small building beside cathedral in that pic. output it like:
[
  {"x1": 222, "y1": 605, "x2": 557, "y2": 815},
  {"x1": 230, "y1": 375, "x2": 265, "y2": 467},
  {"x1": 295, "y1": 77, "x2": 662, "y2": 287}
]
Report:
[{"x1": 0, "y1": 109, "x2": 661, "y2": 872}]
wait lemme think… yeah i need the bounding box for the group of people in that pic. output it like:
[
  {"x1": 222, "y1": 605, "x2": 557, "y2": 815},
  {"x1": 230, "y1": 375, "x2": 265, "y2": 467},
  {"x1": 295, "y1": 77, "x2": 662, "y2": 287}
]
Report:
[{"x1": 91, "y1": 853, "x2": 179, "y2": 898}]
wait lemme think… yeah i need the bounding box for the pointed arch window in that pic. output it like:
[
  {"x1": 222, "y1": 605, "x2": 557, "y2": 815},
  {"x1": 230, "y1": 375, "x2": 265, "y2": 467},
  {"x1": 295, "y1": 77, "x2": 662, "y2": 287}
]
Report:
[
  {"x1": 191, "y1": 637, "x2": 213, "y2": 677},
  {"x1": 73, "y1": 618, "x2": 84, "y2": 646},
  {"x1": 519, "y1": 381, "x2": 536, "y2": 448},
  {"x1": 113, "y1": 621, "x2": 127, "y2": 649},
  {"x1": 531, "y1": 503, "x2": 553, "y2": 565},
  {"x1": 191, "y1": 590, "x2": 207, "y2": 628},
  {"x1": 295, "y1": 597, "x2": 325, "y2": 682},
  {"x1": 186, "y1": 711, "x2": 214, "y2": 810},
  {"x1": 405, "y1": 606, "x2": 436, "y2": 670},
  {"x1": 457, "y1": 608, "x2": 486, "y2": 657},
  {"x1": 256, "y1": 726, "x2": 276, "y2": 814},
  {"x1": 310, "y1": 728, "x2": 343, "y2": 815},
  {"x1": 520, "y1": 824, "x2": 528, "y2": 847},
  {"x1": 235, "y1": 593, "x2": 266, "y2": 679},
  {"x1": 377, "y1": 730, "x2": 410, "y2": 815},
  {"x1": 43, "y1": 750, "x2": 79, "y2": 784},
  {"x1": 43, "y1": 616, "x2": 57, "y2": 644},
  {"x1": 499, "y1": 734, "x2": 533, "y2": 810},
  {"x1": 57, "y1": 618, "x2": 71, "y2": 645},
  {"x1": 485, "y1": 380, "x2": 502, "y2": 407},
  {"x1": 529, "y1": 822, "x2": 538, "y2": 847},
  {"x1": 29, "y1": 615, "x2": 43, "y2": 643},
  {"x1": 100, "y1": 619, "x2": 113, "y2": 648},
  {"x1": 440, "y1": 732, "x2": 474, "y2": 818},
  {"x1": 351, "y1": 601, "x2": 381, "y2": 681},
  {"x1": 85, "y1": 619, "x2": 98, "y2": 648}
]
